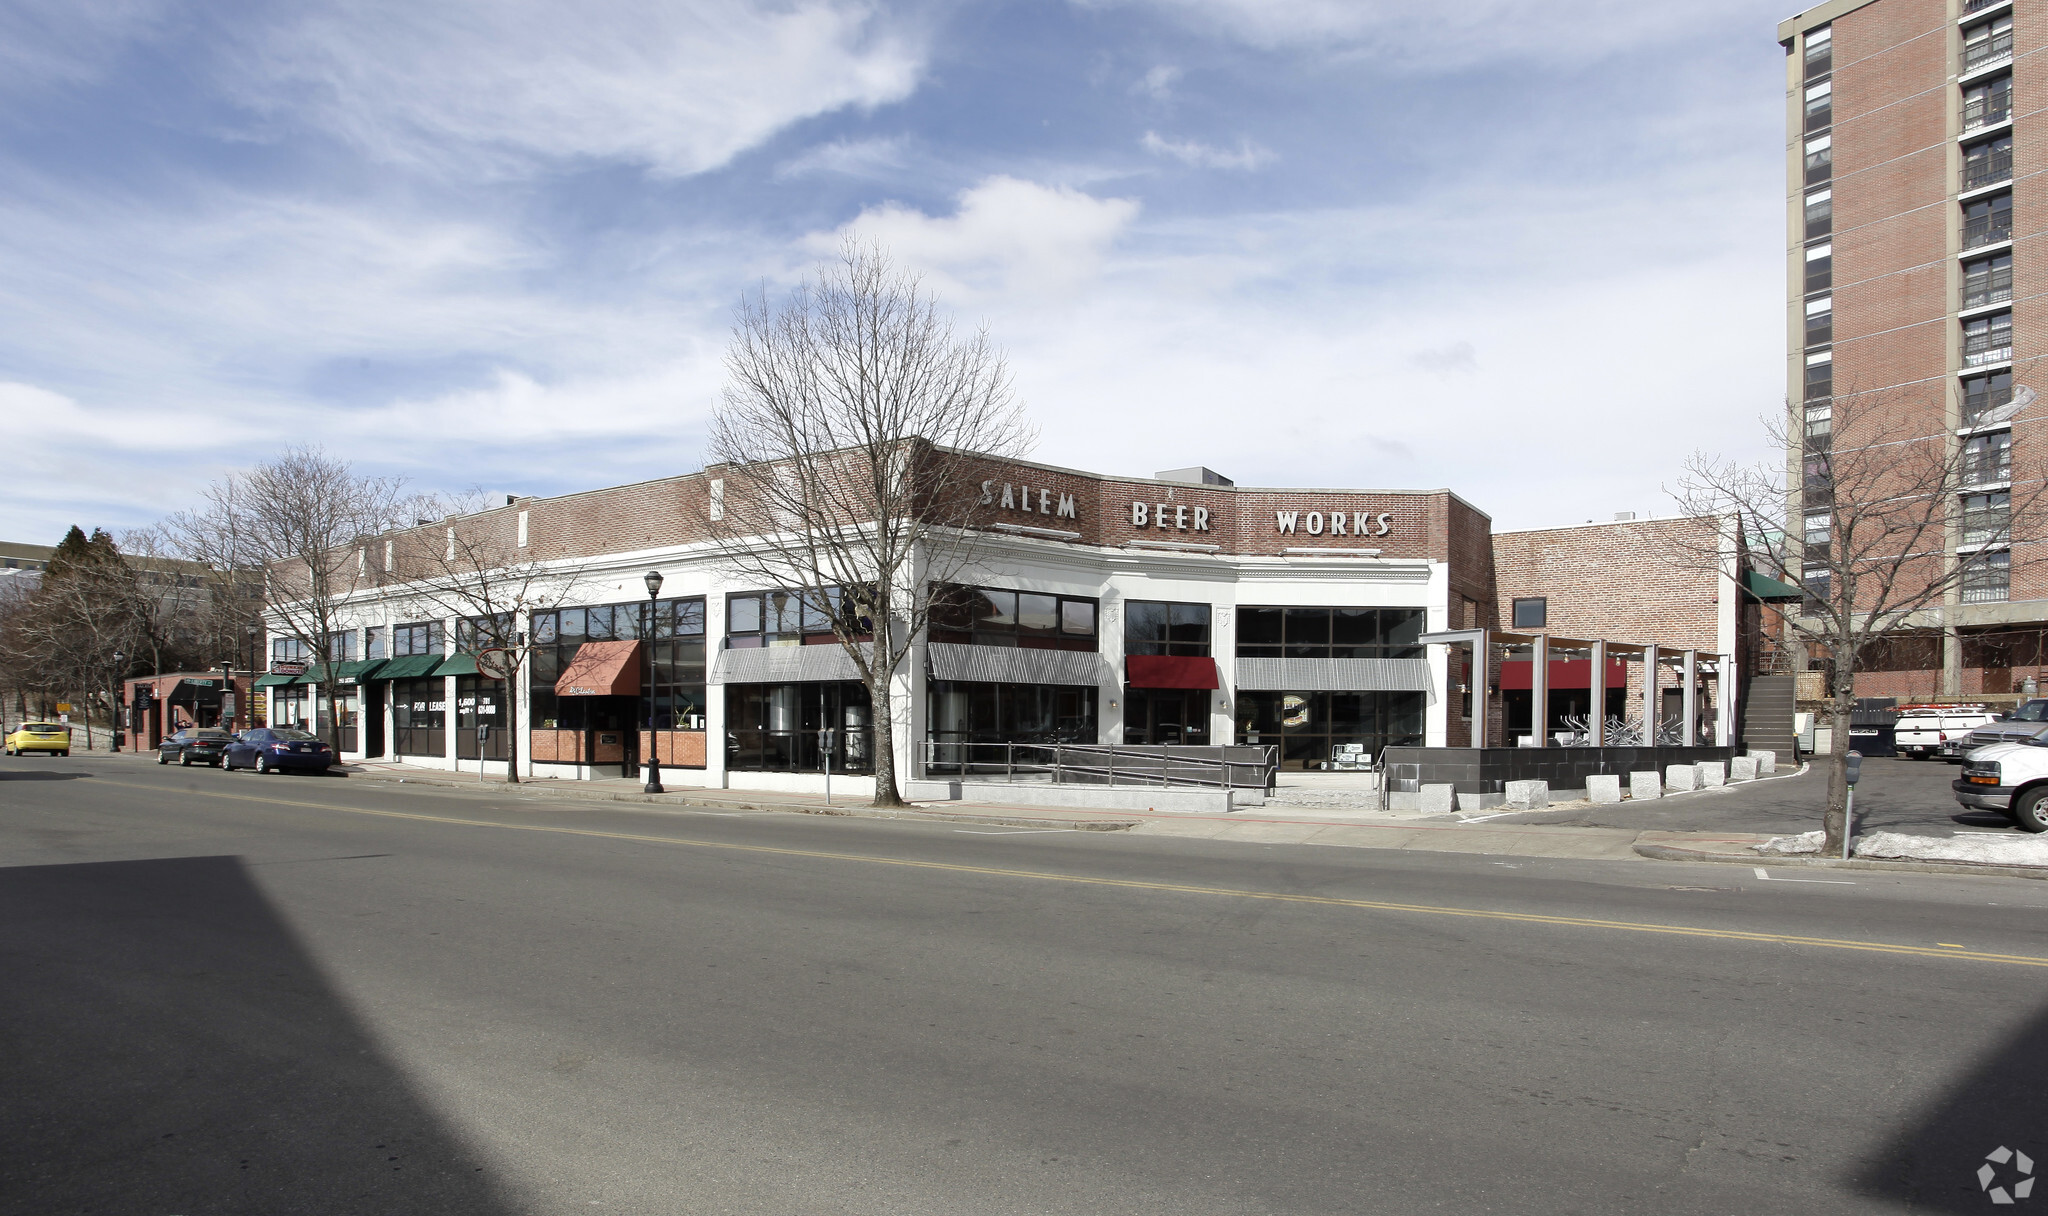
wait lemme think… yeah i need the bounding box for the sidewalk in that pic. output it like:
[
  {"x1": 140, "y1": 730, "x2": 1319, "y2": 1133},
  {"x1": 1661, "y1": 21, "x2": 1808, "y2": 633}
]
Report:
[{"x1": 319, "y1": 758, "x2": 1767, "y2": 863}]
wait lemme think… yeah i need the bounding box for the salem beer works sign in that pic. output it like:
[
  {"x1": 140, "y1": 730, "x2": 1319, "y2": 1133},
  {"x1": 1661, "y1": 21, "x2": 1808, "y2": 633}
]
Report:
[{"x1": 981, "y1": 471, "x2": 1397, "y2": 539}]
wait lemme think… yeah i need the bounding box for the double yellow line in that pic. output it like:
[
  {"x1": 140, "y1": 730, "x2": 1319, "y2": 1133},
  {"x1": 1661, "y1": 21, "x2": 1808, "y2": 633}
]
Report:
[{"x1": 82, "y1": 775, "x2": 2048, "y2": 970}]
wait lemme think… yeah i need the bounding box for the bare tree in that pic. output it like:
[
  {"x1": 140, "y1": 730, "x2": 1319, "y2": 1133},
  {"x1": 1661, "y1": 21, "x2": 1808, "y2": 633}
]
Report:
[
  {"x1": 170, "y1": 448, "x2": 421, "y2": 752},
  {"x1": 705, "y1": 241, "x2": 1035, "y2": 806},
  {"x1": 397, "y1": 492, "x2": 587, "y2": 783},
  {"x1": 1675, "y1": 383, "x2": 2048, "y2": 853}
]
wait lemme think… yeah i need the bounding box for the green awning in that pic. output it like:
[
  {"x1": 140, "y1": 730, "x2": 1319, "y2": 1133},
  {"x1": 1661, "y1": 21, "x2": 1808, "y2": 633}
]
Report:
[
  {"x1": 337, "y1": 658, "x2": 387, "y2": 682},
  {"x1": 372, "y1": 654, "x2": 444, "y2": 679},
  {"x1": 1745, "y1": 570, "x2": 1805, "y2": 602},
  {"x1": 434, "y1": 653, "x2": 480, "y2": 676},
  {"x1": 254, "y1": 673, "x2": 297, "y2": 688},
  {"x1": 292, "y1": 662, "x2": 335, "y2": 684}
]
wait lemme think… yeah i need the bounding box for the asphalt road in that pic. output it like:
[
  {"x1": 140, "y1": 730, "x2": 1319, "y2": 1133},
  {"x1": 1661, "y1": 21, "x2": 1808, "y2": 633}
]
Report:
[
  {"x1": 7, "y1": 753, "x2": 2048, "y2": 1215},
  {"x1": 1490, "y1": 755, "x2": 2011, "y2": 838}
]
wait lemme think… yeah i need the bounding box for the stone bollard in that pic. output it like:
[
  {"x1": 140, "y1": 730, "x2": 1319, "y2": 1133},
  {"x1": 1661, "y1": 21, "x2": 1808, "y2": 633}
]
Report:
[
  {"x1": 1587, "y1": 774, "x2": 1623, "y2": 803},
  {"x1": 1629, "y1": 771, "x2": 1662, "y2": 800},
  {"x1": 1419, "y1": 784, "x2": 1457, "y2": 815},
  {"x1": 1730, "y1": 756, "x2": 1758, "y2": 782},
  {"x1": 1748, "y1": 750, "x2": 1777, "y2": 775},
  {"x1": 1664, "y1": 764, "x2": 1699, "y2": 792},
  {"x1": 1504, "y1": 779, "x2": 1549, "y2": 810},
  {"x1": 1697, "y1": 761, "x2": 1726, "y2": 788}
]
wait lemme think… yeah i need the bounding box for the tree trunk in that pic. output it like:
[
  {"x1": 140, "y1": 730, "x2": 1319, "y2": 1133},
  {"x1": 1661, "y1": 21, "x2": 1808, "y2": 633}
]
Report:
[
  {"x1": 869, "y1": 662, "x2": 903, "y2": 807},
  {"x1": 1821, "y1": 678, "x2": 1853, "y2": 855},
  {"x1": 505, "y1": 671, "x2": 520, "y2": 784}
]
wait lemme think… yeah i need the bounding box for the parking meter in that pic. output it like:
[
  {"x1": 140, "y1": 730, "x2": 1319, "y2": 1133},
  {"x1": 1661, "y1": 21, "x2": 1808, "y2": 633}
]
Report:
[
  {"x1": 1843, "y1": 750, "x2": 1862, "y2": 786},
  {"x1": 1842, "y1": 750, "x2": 1862, "y2": 860}
]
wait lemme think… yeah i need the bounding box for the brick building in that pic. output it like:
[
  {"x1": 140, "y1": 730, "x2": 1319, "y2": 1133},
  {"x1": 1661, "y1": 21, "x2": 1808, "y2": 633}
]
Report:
[
  {"x1": 1779, "y1": 0, "x2": 2048, "y2": 697},
  {"x1": 260, "y1": 452, "x2": 1749, "y2": 794}
]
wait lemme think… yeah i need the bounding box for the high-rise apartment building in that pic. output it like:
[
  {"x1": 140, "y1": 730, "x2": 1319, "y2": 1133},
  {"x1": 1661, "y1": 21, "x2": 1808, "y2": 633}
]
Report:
[{"x1": 1780, "y1": 0, "x2": 2042, "y2": 698}]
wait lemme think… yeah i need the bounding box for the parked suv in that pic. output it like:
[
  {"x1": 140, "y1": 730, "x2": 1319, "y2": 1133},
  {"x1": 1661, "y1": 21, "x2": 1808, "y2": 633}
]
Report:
[
  {"x1": 1956, "y1": 734, "x2": 2048, "y2": 830},
  {"x1": 1894, "y1": 705, "x2": 2000, "y2": 761},
  {"x1": 1960, "y1": 699, "x2": 2048, "y2": 754}
]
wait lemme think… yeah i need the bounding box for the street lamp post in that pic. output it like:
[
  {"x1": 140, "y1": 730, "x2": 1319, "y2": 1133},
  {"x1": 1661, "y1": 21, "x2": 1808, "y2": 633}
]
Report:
[
  {"x1": 643, "y1": 569, "x2": 665, "y2": 794},
  {"x1": 110, "y1": 651, "x2": 123, "y2": 752},
  {"x1": 220, "y1": 658, "x2": 236, "y2": 733}
]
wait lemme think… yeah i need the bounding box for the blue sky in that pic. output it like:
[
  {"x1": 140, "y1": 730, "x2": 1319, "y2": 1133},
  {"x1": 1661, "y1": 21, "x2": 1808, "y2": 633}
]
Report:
[{"x1": 1, "y1": 0, "x2": 1793, "y2": 541}]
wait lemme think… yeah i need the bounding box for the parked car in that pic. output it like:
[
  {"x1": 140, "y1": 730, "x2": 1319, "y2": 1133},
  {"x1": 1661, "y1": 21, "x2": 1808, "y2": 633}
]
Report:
[
  {"x1": 1893, "y1": 705, "x2": 2000, "y2": 761},
  {"x1": 1955, "y1": 733, "x2": 2048, "y2": 830},
  {"x1": 1959, "y1": 699, "x2": 2048, "y2": 754},
  {"x1": 224, "y1": 728, "x2": 335, "y2": 774},
  {"x1": 5, "y1": 721, "x2": 71, "y2": 756},
  {"x1": 158, "y1": 728, "x2": 234, "y2": 766}
]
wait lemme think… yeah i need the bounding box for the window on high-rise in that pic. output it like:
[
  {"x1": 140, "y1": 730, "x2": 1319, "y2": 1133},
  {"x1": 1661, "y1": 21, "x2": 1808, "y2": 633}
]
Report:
[
  {"x1": 1803, "y1": 511, "x2": 1831, "y2": 548},
  {"x1": 1804, "y1": 400, "x2": 1832, "y2": 445},
  {"x1": 1805, "y1": 350, "x2": 1833, "y2": 401},
  {"x1": 1962, "y1": 492, "x2": 2011, "y2": 548},
  {"x1": 1963, "y1": 311, "x2": 2013, "y2": 366},
  {"x1": 1964, "y1": 431, "x2": 2012, "y2": 488},
  {"x1": 1962, "y1": 550, "x2": 2011, "y2": 604},
  {"x1": 1964, "y1": 75, "x2": 2012, "y2": 132},
  {"x1": 1963, "y1": 193, "x2": 2013, "y2": 250},
  {"x1": 1803, "y1": 134, "x2": 1832, "y2": 185},
  {"x1": 1804, "y1": 79, "x2": 1833, "y2": 133},
  {"x1": 1963, "y1": 370, "x2": 2014, "y2": 424},
  {"x1": 1804, "y1": 189, "x2": 1833, "y2": 241},
  {"x1": 1804, "y1": 295, "x2": 1833, "y2": 347},
  {"x1": 1805, "y1": 242, "x2": 1832, "y2": 294},
  {"x1": 1964, "y1": 253, "x2": 2014, "y2": 309},
  {"x1": 1962, "y1": 134, "x2": 2014, "y2": 191},
  {"x1": 1962, "y1": 14, "x2": 2013, "y2": 74},
  {"x1": 1804, "y1": 24, "x2": 1832, "y2": 79}
]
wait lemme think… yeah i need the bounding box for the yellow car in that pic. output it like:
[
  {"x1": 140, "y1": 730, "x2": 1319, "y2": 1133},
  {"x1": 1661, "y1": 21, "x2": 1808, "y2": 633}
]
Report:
[{"x1": 5, "y1": 722, "x2": 72, "y2": 756}]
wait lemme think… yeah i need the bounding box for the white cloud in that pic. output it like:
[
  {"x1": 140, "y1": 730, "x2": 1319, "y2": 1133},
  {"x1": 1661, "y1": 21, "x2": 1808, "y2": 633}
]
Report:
[
  {"x1": 774, "y1": 135, "x2": 914, "y2": 180},
  {"x1": 1131, "y1": 64, "x2": 1181, "y2": 100},
  {"x1": 824, "y1": 176, "x2": 1141, "y2": 299},
  {"x1": 1081, "y1": 0, "x2": 1733, "y2": 68},
  {"x1": 229, "y1": 0, "x2": 929, "y2": 178},
  {"x1": 1140, "y1": 131, "x2": 1273, "y2": 170}
]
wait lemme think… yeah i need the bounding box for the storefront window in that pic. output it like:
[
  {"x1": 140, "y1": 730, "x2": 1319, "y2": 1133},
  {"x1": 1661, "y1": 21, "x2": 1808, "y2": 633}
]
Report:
[
  {"x1": 1235, "y1": 691, "x2": 1424, "y2": 769},
  {"x1": 455, "y1": 675, "x2": 509, "y2": 760},
  {"x1": 927, "y1": 681, "x2": 1097, "y2": 765},
  {"x1": 929, "y1": 584, "x2": 1098, "y2": 651},
  {"x1": 529, "y1": 597, "x2": 706, "y2": 736},
  {"x1": 726, "y1": 681, "x2": 871, "y2": 773},
  {"x1": 315, "y1": 686, "x2": 360, "y2": 752},
  {"x1": 456, "y1": 613, "x2": 516, "y2": 652},
  {"x1": 1125, "y1": 601, "x2": 1210, "y2": 656},
  {"x1": 392, "y1": 677, "x2": 446, "y2": 756},
  {"x1": 1235, "y1": 607, "x2": 1424, "y2": 658}
]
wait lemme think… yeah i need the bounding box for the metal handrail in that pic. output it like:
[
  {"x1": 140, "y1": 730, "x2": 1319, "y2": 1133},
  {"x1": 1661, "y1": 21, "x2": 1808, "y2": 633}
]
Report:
[
  {"x1": 1963, "y1": 216, "x2": 2013, "y2": 250},
  {"x1": 1962, "y1": 149, "x2": 2014, "y2": 191},
  {"x1": 1963, "y1": 32, "x2": 2013, "y2": 74},
  {"x1": 920, "y1": 740, "x2": 1277, "y2": 790}
]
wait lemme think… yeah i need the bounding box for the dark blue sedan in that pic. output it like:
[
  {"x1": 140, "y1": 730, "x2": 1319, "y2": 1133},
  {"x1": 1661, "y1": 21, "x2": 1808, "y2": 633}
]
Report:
[{"x1": 225, "y1": 728, "x2": 336, "y2": 774}]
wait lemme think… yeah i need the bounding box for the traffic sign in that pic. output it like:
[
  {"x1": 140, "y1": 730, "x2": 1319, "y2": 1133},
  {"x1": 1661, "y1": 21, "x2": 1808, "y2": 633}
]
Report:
[{"x1": 476, "y1": 648, "x2": 514, "y2": 681}]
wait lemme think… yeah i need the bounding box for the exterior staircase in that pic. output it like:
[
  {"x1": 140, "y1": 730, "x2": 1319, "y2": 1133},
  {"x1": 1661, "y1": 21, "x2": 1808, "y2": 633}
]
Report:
[{"x1": 1740, "y1": 674, "x2": 1798, "y2": 760}]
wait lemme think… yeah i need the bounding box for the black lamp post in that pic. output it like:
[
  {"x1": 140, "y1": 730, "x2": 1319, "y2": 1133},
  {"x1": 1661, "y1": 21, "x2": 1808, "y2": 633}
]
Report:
[
  {"x1": 220, "y1": 658, "x2": 235, "y2": 733},
  {"x1": 110, "y1": 651, "x2": 123, "y2": 752},
  {"x1": 642, "y1": 569, "x2": 664, "y2": 793}
]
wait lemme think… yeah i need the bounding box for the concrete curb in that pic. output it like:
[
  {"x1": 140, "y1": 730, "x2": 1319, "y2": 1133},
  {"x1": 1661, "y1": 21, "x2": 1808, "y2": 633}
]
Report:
[{"x1": 1632, "y1": 842, "x2": 2048, "y2": 881}]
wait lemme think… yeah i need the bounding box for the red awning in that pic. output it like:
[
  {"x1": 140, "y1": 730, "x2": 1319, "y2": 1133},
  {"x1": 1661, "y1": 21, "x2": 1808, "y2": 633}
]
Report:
[
  {"x1": 555, "y1": 640, "x2": 644, "y2": 696},
  {"x1": 1500, "y1": 658, "x2": 1628, "y2": 691},
  {"x1": 1125, "y1": 655, "x2": 1220, "y2": 690}
]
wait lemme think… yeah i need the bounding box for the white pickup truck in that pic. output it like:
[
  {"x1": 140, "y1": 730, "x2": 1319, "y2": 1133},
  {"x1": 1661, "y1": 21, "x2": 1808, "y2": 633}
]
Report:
[
  {"x1": 1894, "y1": 705, "x2": 1999, "y2": 761},
  {"x1": 1954, "y1": 734, "x2": 2048, "y2": 830}
]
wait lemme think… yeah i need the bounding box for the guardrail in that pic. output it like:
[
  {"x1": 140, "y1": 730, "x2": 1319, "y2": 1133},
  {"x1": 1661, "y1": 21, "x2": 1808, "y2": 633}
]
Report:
[{"x1": 921, "y1": 740, "x2": 1277, "y2": 790}]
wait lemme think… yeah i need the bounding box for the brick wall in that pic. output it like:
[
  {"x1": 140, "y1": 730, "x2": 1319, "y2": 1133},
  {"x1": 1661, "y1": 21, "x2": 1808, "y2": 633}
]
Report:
[{"x1": 1492, "y1": 517, "x2": 1725, "y2": 651}]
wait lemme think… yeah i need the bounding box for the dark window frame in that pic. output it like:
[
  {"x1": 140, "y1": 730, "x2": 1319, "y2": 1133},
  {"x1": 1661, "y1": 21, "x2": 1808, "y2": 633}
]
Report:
[
  {"x1": 1511, "y1": 597, "x2": 1548, "y2": 629},
  {"x1": 928, "y1": 583, "x2": 1100, "y2": 652}
]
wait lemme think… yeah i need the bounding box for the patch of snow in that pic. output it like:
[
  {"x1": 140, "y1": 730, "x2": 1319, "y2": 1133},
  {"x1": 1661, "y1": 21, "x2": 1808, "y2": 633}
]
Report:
[
  {"x1": 1853, "y1": 830, "x2": 2048, "y2": 867},
  {"x1": 1755, "y1": 831, "x2": 1823, "y2": 855}
]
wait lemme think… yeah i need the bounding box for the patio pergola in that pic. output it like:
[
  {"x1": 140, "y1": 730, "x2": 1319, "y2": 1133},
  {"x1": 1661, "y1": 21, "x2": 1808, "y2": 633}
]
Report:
[{"x1": 1419, "y1": 628, "x2": 1733, "y2": 750}]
